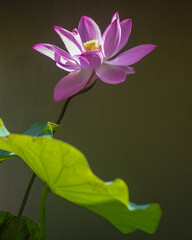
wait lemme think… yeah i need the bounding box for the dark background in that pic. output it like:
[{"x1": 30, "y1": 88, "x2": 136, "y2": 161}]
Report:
[{"x1": 0, "y1": 0, "x2": 192, "y2": 239}]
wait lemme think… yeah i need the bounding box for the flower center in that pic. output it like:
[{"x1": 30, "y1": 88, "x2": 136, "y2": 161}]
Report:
[{"x1": 83, "y1": 40, "x2": 100, "y2": 52}]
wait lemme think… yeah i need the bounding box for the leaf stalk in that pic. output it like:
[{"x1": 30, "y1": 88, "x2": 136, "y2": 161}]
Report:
[{"x1": 40, "y1": 185, "x2": 50, "y2": 240}]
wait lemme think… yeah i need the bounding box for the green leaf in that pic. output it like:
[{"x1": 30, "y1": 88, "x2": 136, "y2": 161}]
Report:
[
  {"x1": 0, "y1": 211, "x2": 40, "y2": 240},
  {"x1": 0, "y1": 151, "x2": 16, "y2": 161},
  {"x1": 23, "y1": 122, "x2": 59, "y2": 138},
  {"x1": 0, "y1": 119, "x2": 59, "y2": 162},
  {"x1": 0, "y1": 119, "x2": 10, "y2": 137},
  {"x1": 0, "y1": 133, "x2": 161, "y2": 234}
]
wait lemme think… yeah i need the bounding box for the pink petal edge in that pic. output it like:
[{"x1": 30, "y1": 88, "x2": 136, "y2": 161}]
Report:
[
  {"x1": 106, "y1": 44, "x2": 157, "y2": 66},
  {"x1": 74, "y1": 51, "x2": 103, "y2": 70},
  {"x1": 33, "y1": 43, "x2": 72, "y2": 61},
  {"x1": 78, "y1": 16, "x2": 102, "y2": 44},
  {"x1": 54, "y1": 26, "x2": 84, "y2": 56},
  {"x1": 102, "y1": 19, "x2": 121, "y2": 59},
  {"x1": 115, "y1": 19, "x2": 132, "y2": 54},
  {"x1": 96, "y1": 63, "x2": 126, "y2": 84},
  {"x1": 54, "y1": 69, "x2": 92, "y2": 102},
  {"x1": 111, "y1": 12, "x2": 120, "y2": 22}
]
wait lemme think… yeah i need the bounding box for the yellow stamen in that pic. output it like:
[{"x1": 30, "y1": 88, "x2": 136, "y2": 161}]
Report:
[{"x1": 83, "y1": 40, "x2": 100, "y2": 51}]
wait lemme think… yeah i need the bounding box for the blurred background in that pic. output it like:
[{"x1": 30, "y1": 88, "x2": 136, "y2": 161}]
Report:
[{"x1": 0, "y1": 0, "x2": 192, "y2": 239}]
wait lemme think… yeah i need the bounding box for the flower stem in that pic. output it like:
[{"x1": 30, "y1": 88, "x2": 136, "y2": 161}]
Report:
[
  {"x1": 40, "y1": 185, "x2": 50, "y2": 240},
  {"x1": 55, "y1": 79, "x2": 96, "y2": 126},
  {"x1": 11, "y1": 97, "x2": 74, "y2": 240},
  {"x1": 11, "y1": 172, "x2": 36, "y2": 240},
  {"x1": 11, "y1": 76, "x2": 96, "y2": 240},
  {"x1": 55, "y1": 97, "x2": 73, "y2": 125}
]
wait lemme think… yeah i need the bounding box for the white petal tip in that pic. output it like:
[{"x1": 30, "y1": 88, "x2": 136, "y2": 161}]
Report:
[
  {"x1": 54, "y1": 26, "x2": 60, "y2": 32},
  {"x1": 33, "y1": 44, "x2": 42, "y2": 51},
  {"x1": 33, "y1": 45, "x2": 37, "y2": 50}
]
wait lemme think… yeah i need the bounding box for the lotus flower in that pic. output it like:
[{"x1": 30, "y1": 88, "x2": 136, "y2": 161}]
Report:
[{"x1": 33, "y1": 12, "x2": 156, "y2": 102}]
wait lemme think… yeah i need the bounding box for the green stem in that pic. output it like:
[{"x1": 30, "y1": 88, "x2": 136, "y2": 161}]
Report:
[
  {"x1": 11, "y1": 172, "x2": 36, "y2": 240},
  {"x1": 55, "y1": 97, "x2": 73, "y2": 125},
  {"x1": 11, "y1": 98, "x2": 73, "y2": 240},
  {"x1": 40, "y1": 185, "x2": 50, "y2": 240},
  {"x1": 11, "y1": 76, "x2": 96, "y2": 240},
  {"x1": 54, "y1": 79, "x2": 96, "y2": 126}
]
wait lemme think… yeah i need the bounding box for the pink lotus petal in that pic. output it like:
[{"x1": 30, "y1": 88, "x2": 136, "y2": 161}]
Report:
[
  {"x1": 54, "y1": 69, "x2": 92, "y2": 102},
  {"x1": 74, "y1": 51, "x2": 103, "y2": 70},
  {"x1": 118, "y1": 66, "x2": 135, "y2": 74},
  {"x1": 102, "y1": 19, "x2": 121, "y2": 59},
  {"x1": 96, "y1": 63, "x2": 126, "y2": 84},
  {"x1": 85, "y1": 73, "x2": 98, "y2": 88},
  {"x1": 107, "y1": 44, "x2": 157, "y2": 66},
  {"x1": 54, "y1": 26, "x2": 84, "y2": 56},
  {"x1": 34, "y1": 13, "x2": 157, "y2": 102},
  {"x1": 115, "y1": 19, "x2": 132, "y2": 54},
  {"x1": 78, "y1": 16, "x2": 102, "y2": 44},
  {"x1": 111, "y1": 12, "x2": 119, "y2": 22},
  {"x1": 56, "y1": 62, "x2": 80, "y2": 72},
  {"x1": 33, "y1": 43, "x2": 79, "y2": 71},
  {"x1": 33, "y1": 43, "x2": 72, "y2": 62},
  {"x1": 72, "y1": 28, "x2": 83, "y2": 44}
]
